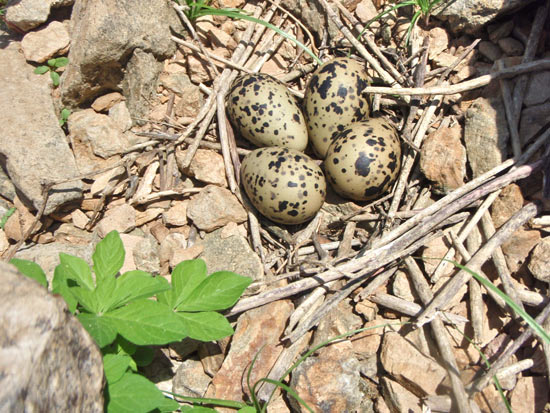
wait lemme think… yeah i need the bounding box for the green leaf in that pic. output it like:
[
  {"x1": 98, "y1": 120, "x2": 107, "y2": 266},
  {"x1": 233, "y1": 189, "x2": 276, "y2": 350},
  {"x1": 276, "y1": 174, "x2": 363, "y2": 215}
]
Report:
[
  {"x1": 177, "y1": 271, "x2": 252, "y2": 312},
  {"x1": 105, "y1": 270, "x2": 170, "y2": 312},
  {"x1": 177, "y1": 311, "x2": 234, "y2": 341},
  {"x1": 59, "y1": 252, "x2": 94, "y2": 290},
  {"x1": 93, "y1": 230, "x2": 125, "y2": 281},
  {"x1": 52, "y1": 265, "x2": 78, "y2": 313},
  {"x1": 53, "y1": 57, "x2": 69, "y2": 67},
  {"x1": 10, "y1": 258, "x2": 48, "y2": 288},
  {"x1": 170, "y1": 259, "x2": 208, "y2": 309},
  {"x1": 47, "y1": 58, "x2": 57, "y2": 67},
  {"x1": 237, "y1": 407, "x2": 257, "y2": 413},
  {"x1": 106, "y1": 371, "x2": 179, "y2": 413},
  {"x1": 77, "y1": 312, "x2": 118, "y2": 348},
  {"x1": 34, "y1": 65, "x2": 49, "y2": 74},
  {"x1": 103, "y1": 353, "x2": 132, "y2": 384},
  {"x1": 70, "y1": 285, "x2": 101, "y2": 313},
  {"x1": 180, "y1": 407, "x2": 217, "y2": 412},
  {"x1": 94, "y1": 272, "x2": 117, "y2": 313},
  {"x1": 50, "y1": 70, "x2": 60, "y2": 86},
  {"x1": 104, "y1": 299, "x2": 188, "y2": 345}
]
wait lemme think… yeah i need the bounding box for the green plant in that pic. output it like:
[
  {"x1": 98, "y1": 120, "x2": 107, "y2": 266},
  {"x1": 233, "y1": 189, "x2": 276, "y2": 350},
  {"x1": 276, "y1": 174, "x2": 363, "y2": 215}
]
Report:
[
  {"x1": 0, "y1": 207, "x2": 16, "y2": 230},
  {"x1": 361, "y1": 0, "x2": 444, "y2": 46},
  {"x1": 176, "y1": 0, "x2": 322, "y2": 65},
  {"x1": 59, "y1": 108, "x2": 71, "y2": 126},
  {"x1": 33, "y1": 57, "x2": 69, "y2": 87},
  {"x1": 11, "y1": 230, "x2": 252, "y2": 413}
]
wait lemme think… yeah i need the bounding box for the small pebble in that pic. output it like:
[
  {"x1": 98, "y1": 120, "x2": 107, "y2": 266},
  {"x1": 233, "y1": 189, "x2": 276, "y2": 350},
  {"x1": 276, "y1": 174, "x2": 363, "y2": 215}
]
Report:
[
  {"x1": 498, "y1": 37, "x2": 524, "y2": 56},
  {"x1": 478, "y1": 41, "x2": 503, "y2": 62}
]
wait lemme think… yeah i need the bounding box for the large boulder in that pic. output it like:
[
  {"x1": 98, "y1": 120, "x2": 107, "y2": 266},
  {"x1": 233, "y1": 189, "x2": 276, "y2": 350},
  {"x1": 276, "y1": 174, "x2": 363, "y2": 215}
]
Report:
[{"x1": 0, "y1": 261, "x2": 104, "y2": 412}]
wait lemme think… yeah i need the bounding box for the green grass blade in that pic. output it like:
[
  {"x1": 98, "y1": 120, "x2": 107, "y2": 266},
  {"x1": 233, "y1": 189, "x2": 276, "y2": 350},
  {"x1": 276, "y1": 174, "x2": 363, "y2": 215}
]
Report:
[
  {"x1": 161, "y1": 390, "x2": 250, "y2": 409},
  {"x1": 256, "y1": 378, "x2": 313, "y2": 413},
  {"x1": 446, "y1": 259, "x2": 550, "y2": 344}
]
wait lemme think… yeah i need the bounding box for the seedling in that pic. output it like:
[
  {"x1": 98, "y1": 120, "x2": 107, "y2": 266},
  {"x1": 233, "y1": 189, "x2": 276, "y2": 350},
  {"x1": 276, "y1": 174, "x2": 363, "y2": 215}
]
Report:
[
  {"x1": 12, "y1": 230, "x2": 252, "y2": 413},
  {"x1": 59, "y1": 108, "x2": 71, "y2": 126},
  {"x1": 34, "y1": 57, "x2": 69, "y2": 87}
]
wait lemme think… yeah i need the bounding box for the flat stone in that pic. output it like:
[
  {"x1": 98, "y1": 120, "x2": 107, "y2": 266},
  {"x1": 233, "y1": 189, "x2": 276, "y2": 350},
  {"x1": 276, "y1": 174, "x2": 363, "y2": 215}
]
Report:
[
  {"x1": 91, "y1": 92, "x2": 125, "y2": 112},
  {"x1": 490, "y1": 184, "x2": 524, "y2": 228},
  {"x1": 21, "y1": 21, "x2": 70, "y2": 63},
  {"x1": 172, "y1": 356, "x2": 211, "y2": 398},
  {"x1": 510, "y1": 376, "x2": 549, "y2": 412},
  {"x1": 478, "y1": 40, "x2": 502, "y2": 62},
  {"x1": 355, "y1": 0, "x2": 379, "y2": 25},
  {"x1": 501, "y1": 227, "x2": 541, "y2": 273},
  {"x1": 0, "y1": 43, "x2": 82, "y2": 215},
  {"x1": 187, "y1": 185, "x2": 247, "y2": 232},
  {"x1": 196, "y1": 20, "x2": 237, "y2": 51},
  {"x1": 527, "y1": 236, "x2": 550, "y2": 282},
  {"x1": 162, "y1": 200, "x2": 189, "y2": 227},
  {"x1": 159, "y1": 232, "x2": 188, "y2": 271},
  {"x1": 0, "y1": 262, "x2": 104, "y2": 412},
  {"x1": 381, "y1": 377, "x2": 422, "y2": 413},
  {"x1": 487, "y1": 20, "x2": 514, "y2": 42},
  {"x1": 4, "y1": 0, "x2": 73, "y2": 32},
  {"x1": 464, "y1": 97, "x2": 509, "y2": 177},
  {"x1": 380, "y1": 331, "x2": 447, "y2": 397},
  {"x1": 96, "y1": 204, "x2": 136, "y2": 237},
  {"x1": 428, "y1": 27, "x2": 449, "y2": 60},
  {"x1": 68, "y1": 109, "x2": 130, "y2": 159},
  {"x1": 518, "y1": 102, "x2": 550, "y2": 144},
  {"x1": 524, "y1": 71, "x2": 550, "y2": 107},
  {"x1": 420, "y1": 124, "x2": 466, "y2": 193},
  {"x1": 498, "y1": 37, "x2": 524, "y2": 56},
  {"x1": 0, "y1": 229, "x2": 9, "y2": 255},
  {"x1": 119, "y1": 233, "x2": 159, "y2": 275},
  {"x1": 108, "y1": 101, "x2": 133, "y2": 132},
  {"x1": 178, "y1": 149, "x2": 227, "y2": 187}
]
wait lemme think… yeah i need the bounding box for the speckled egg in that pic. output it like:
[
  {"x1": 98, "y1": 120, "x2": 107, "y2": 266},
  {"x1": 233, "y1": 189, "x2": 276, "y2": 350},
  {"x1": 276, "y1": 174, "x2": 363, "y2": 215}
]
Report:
[
  {"x1": 226, "y1": 73, "x2": 308, "y2": 151},
  {"x1": 304, "y1": 57, "x2": 371, "y2": 158},
  {"x1": 240, "y1": 147, "x2": 326, "y2": 224},
  {"x1": 324, "y1": 118, "x2": 401, "y2": 201}
]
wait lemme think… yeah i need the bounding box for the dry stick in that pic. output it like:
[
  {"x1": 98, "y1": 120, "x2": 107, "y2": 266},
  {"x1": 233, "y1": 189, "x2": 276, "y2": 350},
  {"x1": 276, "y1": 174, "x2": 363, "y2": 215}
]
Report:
[
  {"x1": 415, "y1": 202, "x2": 542, "y2": 328},
  {"x1": 480, "y1": 212, "x2": 525, "y2": 314},
  {"x1": 468, "y1": 300, "x2": 550, "y2": 394},
  {"x1": 362, "y1": 58, "x2": 550, "y2": 96},
  {"x1": 404, "y1": 256, "x2": 472, "y2": 413},
  {"x1": 497, "y1": 59, "x2": 522, "y2": 158},
  {"x1": 216, "y1": 92, "x2": 238, "y2": 192},
  {"x1": 330, "y1": 0, "x2": 405, "y2": 84},
  {"x1": 464, "y1": 228, "x2": 485, "y2": 345},
  {"x1": 317, "y1": 0, "x2": 406, "y2": 96},
  {"x1": 511, "y1": 0, "x2": 550, "y2": 122}
]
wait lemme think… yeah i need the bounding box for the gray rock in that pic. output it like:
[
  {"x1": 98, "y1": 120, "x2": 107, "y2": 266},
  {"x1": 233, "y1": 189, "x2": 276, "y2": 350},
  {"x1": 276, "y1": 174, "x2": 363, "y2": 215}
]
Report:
[
  {"x1": 464, "y1": 97, "x2": 509, "y2": 177},
  {"x1": 4, "y1": 0, "x2": 74, "y2": 32},
  {"x1": 14, "y1": 241, "x2": 94, "y2": 284},
  {"x1": 519, "y1": 102, "x2": 550, "y2": 144},
  {"x1": 280, "y1": 0, "x2": 339, "y2": 43},
  {"x1": 434, "y1": 0, "x2": 538, "y2": 34},
  {"x1": 478, "y1": 40, "x2": 502, "y2": 62},
  {"x1": 498, "y1": 37, "x2": 524, "y2": 56},
  {"x1": 0, "y1": 261, "x2": 104, "y2": 412},
  {"x1": 172, "y1": 356, "x2": 211, "y2": 398},
  {"x1": 524, "y1": 71, "x2": 550, "y2": 107},
  {"x1": 0, "y1": 43, "x2": 82, "y2": 215},
  {"x1": 0, "y1": 166, "x2": 16, "y2": 202},
  {"x1": 60, "y1": 0, "x2": 181, "y2": 119},
  {"x1": 199, "y1": 227, "x2": 264, "y2": 283}
]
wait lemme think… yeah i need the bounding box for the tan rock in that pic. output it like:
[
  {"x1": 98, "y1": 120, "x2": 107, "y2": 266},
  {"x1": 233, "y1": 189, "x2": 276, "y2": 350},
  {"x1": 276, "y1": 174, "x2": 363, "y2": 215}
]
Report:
[
  {"x1": 186, "y1": 52, "x2": 218, "y2": 84},
  {"x1": 0, "y1": 229, "x2": 9, "y2": 254},
  {"x1": 491, "y1": 184, "x2": 524, "y2": 228},
  {"x1": 159, "y1": 232, "x2": 187, "y2": 269},
  {"x1": 428, "y1": 27, "x2": 449, "y2": 60},
  {"x1": 196, "y1": 20, "x2": 237, "y2": 51},
  {"x1": 71, "y1": 209, "x2": 89, "y2": 230},
  {"x1": 170, "y1": 244, "x2": 204, "y2": 268},
  {"x1": 392, "y1": 269, "x2": 416, "y2": 302},
  {"x1": 381, "y1": 377, "x2": 423, "y2": 413},
  {"x1": 501, "y1": 227, "x2": 541, "y2": 273},
  {"x1": 478, "y1": 40, "x2": 502, "y2": 62},
  {"x1": 420, "y1": 124, "x2": 466, "y2": 192},
  {"x1": 178, "y1": 149, "x2": 227, "y2": 187},
  {"x1": 119, "y1": 233, "x2": 144, "y2": 273},
  {"x1": 355, "y1": 0, "x2": 379, "y2": 25},
  {"x1": 421, "y1": 235, "x2": 454, "y2": 277},
  {"x1": 174, "y1": 87, "x2": 204, "y2": 119},
  {"x1": 527, "y1": 236, "x2": 550, "y2": 282},
  {"x1": 3, "y1": 197, "x2": 37, "y2": 242},
  {"x1": 498, "y1": 37, "x2": 524, "y2": 56},
  {"x1": 135, "y1": 208, "x2": 164, "y2": 227},
  {"x1": 187, "y1": 185, "x2": 247, "y2": 231},
  {"x1": 162, "y1": 200, "x2": 189, "y2": 227},
  {"x1": 510, "y1": 376, "x2": 549, "y2": 412},
  {"x1": 206, "y1": 300, "x2": 293, "y2": 403},
  {"x1": 380, "y1": 331, "x2": 447, "y2": 397},
  {"x1": 96, "y1": 203, "x2": 136, "y2": 237},
  {"x1": 214, "y1": 0, "x2": 245, "y2": 7},
  {"x1": 91, "y1": 92, "x2": 125, "y2": 112},
  {"x1": 108, "y1": 101, "x2": 133, "y2": 132},
  {"x1": 21, "y1": 21, "x2": 70, "y2": 63}
]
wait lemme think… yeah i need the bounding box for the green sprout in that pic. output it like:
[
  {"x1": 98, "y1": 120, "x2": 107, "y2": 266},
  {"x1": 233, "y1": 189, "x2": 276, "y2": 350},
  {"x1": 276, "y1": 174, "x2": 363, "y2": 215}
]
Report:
[{"x1": 34, "y1": 57, "x2": 69, "y2": 87}]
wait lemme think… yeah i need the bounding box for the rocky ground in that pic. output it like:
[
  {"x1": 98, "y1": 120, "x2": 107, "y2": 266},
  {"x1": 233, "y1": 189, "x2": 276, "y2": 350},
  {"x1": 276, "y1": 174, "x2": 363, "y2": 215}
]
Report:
[{"x1": 1, "y1": 0, "x2": 550, "y2": 412}]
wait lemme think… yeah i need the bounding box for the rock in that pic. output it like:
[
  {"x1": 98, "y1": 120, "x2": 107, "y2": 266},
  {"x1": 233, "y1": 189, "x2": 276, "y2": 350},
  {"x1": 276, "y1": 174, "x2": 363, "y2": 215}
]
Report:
[
  {"x1": 177, "y1": 149, "x2": 228, "y2": 187},
  {"x1": 187, "y1": 186, "x2": 247, "y2": 231},
  {"x1": 185, "y1": 52, "x2": 219, "y2": 84},
  {"x1": 280, "y1": 0, "x2": 338, "y2": 43},
  {"x1": 524, "y1": 71, "x2": 550, "y2": 107},
  {"x1": 197, "y1": 342, "x2": 224, "y2": 378},
  {"x1": 119, "y1": 233, "x2": 159, "y2": 274},
  {"x1": 4, "y1": 0, "x2": 73, "y2": 32},
  {"x1": 162, "y1": 200, "x2": 189, "y2": 227},
  {"x1": 170, "y1": 244, "x2": 205, "y2": 269},
  {"x1": 510, "y1": 376, "x2": 549, "y2": 412},
  {"x1": 527, "y1": 237, "x2": 550, "y2": 282},
  {"x1": 20, "y1": 20, "x2": 70, "y2": 63},
  {"x1": 501, "y1": 228, "x2": 541, "y2": 273},
  {"x1": 0, "y1": 229, "x2": 9, "y2": 255},
  {"x1": 0, "y1": 261, "x2": 103, "y2": 412},
  {"x1": 159, "y1": 232, "x2": 188, "y2": 271},
  {"x1": 91, "y1": 92, "x2": 125, "y2": 112},
  {"x1": 490, "y1": 184, "x2": 524, "y2": 228},
  {"x1": 60, "y1": 0, "x2": 179, "y2": 117},
  {"x1": 205, "y1": 300, "x2": 293, "y2": 403},
  {"x1": 381, "y1": 377, "x2": 422, "y2": 413},
  {"x1": 96, "y1": 203, "x2": 136, "y2": 237},
  {"x1": 68, "y1": 109, "x2": 130, "y2": 159},
  {"x1": 290, "y1": 343, "x2": 369, "y2": 412},
  {"x1": 392, "y1": 270, "x2": 416, "y2": 302},
  {"x1": 464, "y1": 97, "x2": 509, "y2": 177},
  {"x1": 196, "y1": 20, "x2": 238, "y2": 51},
  {"x1": 199, "y1": 226, "x2": 264, "y2": 282},
  {"x1": 0, "y1": 167, "x2": 16, "y2": 202},
  {"x1": 428, "y1": 27, "x2": 449, "y2": 60},
  {"x1": 478, "y1": 40, "x2": 502, "y2": 62},
  {"x1": 71, "y1": 209, "x2": 89, "y2": 229},
  {"x1": 487, "y1": 20, "x2": 514, "y2": 42},
  {"x1": 172, "y1": 356, "x2": 211, "y2": 399},
  {"x1": 108, "y1": 101, "x2": 133, "y2": 132},
  {"x1": 355, "y1": 0, "x2": 379, "y2": 25},
  {"x1": 0, "y1": 43, "x2": 82, "y2": 215},
  {"x1": 380, "y1": 331, "x2": 447, "y2": 397},
  {"x1": 420, "y1": 124, "x2": 466, "y2": 193},
  {"x1": 174, "y1": 86, "x2": 204, "y2": 118},
  {"x1": 14, "y1": 241, "x2": 93, "y2": 284},
  {"x1": 421, "y1": 235, "x2": 454, "y2": 277},
  {"x1": 497, "y1": 37, "x2": 524, "y2": 56},
  {"x1": 433, "y1": 0, "x2": 538, "y2": 34},
  {"x1": 518, "y1": 102, "x2": 550, "y2": 144}
]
